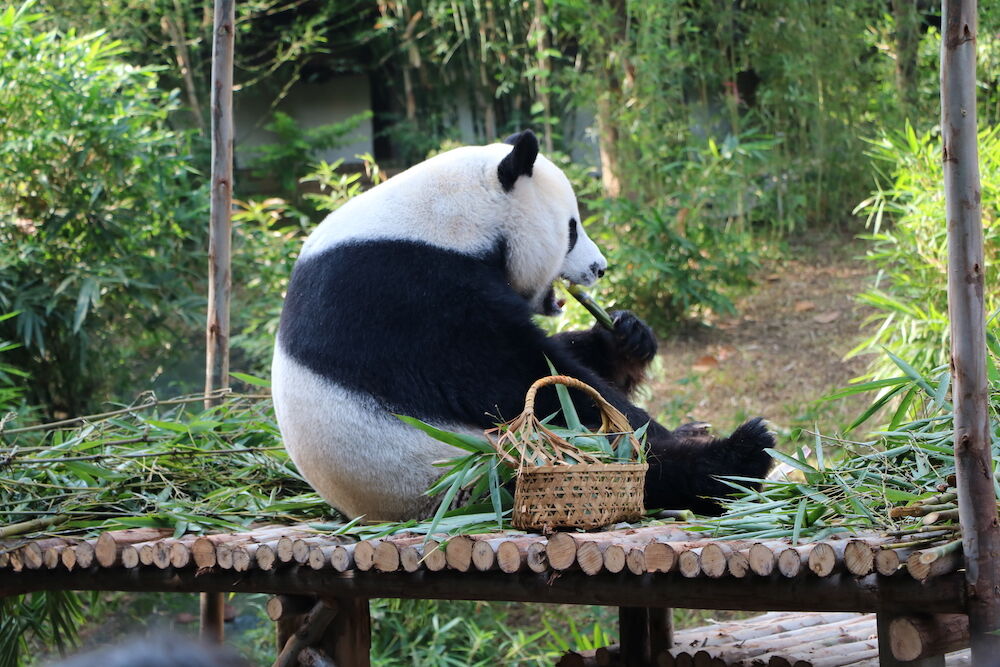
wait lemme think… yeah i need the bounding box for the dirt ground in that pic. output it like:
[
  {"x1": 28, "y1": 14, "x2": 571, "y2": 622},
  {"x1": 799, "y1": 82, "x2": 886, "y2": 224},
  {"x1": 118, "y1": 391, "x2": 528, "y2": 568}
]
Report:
[{"x1": 642, "y1": 231, "x2": 878, "y2": 442}]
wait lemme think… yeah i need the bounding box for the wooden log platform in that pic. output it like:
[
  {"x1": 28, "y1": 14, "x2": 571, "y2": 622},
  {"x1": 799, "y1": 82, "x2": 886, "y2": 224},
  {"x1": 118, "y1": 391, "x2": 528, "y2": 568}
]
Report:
[
  {"x1": 0, "y1": 524, "x2": 966, "y2": 614},
  {"x1": 0, "y1": 524, "x2": 972, "y2": 666}
]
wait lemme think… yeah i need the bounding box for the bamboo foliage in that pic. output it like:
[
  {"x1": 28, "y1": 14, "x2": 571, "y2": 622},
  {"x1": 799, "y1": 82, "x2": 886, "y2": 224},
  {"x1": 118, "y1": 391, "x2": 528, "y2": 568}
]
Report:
[
  {"x1": 374, "y1": 0, "x2": 555, "y2": 152},
  {"x1": 0, "y1": 393, "x2": 329, "y2": 539}
]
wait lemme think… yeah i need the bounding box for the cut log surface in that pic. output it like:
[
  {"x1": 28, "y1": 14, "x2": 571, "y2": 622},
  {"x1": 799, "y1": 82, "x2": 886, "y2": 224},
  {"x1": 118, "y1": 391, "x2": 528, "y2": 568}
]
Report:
[
  {"x1": 526, "y1": 541, "x2": 548, "y2": 573},
  {"x1": 546, "y1": 532, "x2": 578, "y2": 571},
  {"x1": 808, "y1": 541, "x2": 846, "y2": 577},
  {"x1": 874, "y1": 547, "x2": 902, "y2": 576},
  {"x1": 353, "y1": 540, "x2": 377, "y2": 571},
  {"x1": 644, "y1": 541, "x2": 676, "y2": 573},
  {"x1": 73, "y1": 541, "x2": 95, "y2": 569},
  {"x1": 423, "y1": 539, "x2": 447, "y2": 572},
  {"x1": 678, "y1": 548, "x2": 702, "y2": 578},
  {"x1": 577, "y1": 541, "x2": 609, "y2": 575},
  {"x1": 399, "y1": 544, "x2": 422, "y2": 573},
  {"x1": 889, "y1": 613, "x2": 970, "y2": 661},
  {"x1": 726, "y1": 549, "x2": 750, "y2": 578},
  {"x1": 330, "y1": 544, "x2": 356, "y2": 573},
  {"x1": 96, "y1": 529, "x2": 171, "y2": 568},
  {"x1": 467, "y1": 539, "x2": 492, "y2": 572},
  {"x1": 749, "y1": 542, "x2": 777, "y2": 576},
  {"x1": 2, "y1": 520, "x2": 959, "y2": 619},
  {"x1": 445, "y1": 536, "x2": 475, "y2": 572},
  {"x1": 22, "y1": 538, "x2": 67, "y2": 570},
  {"x1": 699, "y1": 543, "x2": 733, "y2": 578},
  {"x1": 625, "y1": 547, "x2": 646, "y2": 576},
  {"x1": 844, "y1": 540, "x2": 876, "y2": 576}
]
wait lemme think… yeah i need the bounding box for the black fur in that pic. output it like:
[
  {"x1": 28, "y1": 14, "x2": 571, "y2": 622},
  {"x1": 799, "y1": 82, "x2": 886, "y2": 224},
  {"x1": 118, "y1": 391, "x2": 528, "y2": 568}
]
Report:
[
  {"x1": 280, "y1": 240, "x2": 774, "y2": 515},
  {"x1": 497, "y1": 131, "x2": 539, "y2": 192}
]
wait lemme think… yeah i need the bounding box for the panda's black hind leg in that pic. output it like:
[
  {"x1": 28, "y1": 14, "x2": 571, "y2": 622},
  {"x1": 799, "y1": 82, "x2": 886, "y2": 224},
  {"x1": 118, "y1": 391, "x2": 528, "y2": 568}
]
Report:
[{"x1": 643, "y1": 417, "x2": 775, "y2": 516}]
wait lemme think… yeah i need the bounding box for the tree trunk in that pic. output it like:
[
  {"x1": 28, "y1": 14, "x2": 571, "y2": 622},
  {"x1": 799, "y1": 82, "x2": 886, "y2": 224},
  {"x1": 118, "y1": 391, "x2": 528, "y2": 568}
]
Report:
[
  {"x1": 941, "y1": 0, "x2": 1000, "y2": 660},
  {"x1": 202, "y1": 0, "x2": 235, "y2": 643},
  {"x1": 893, "y1": 0, "x2": 921, "y2": 119}
]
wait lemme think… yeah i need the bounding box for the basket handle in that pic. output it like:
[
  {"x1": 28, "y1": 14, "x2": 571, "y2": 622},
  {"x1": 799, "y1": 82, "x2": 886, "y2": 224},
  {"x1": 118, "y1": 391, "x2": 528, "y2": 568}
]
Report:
[{"x1": 523, "y1": 375, "x2": 641, "y2": 454}]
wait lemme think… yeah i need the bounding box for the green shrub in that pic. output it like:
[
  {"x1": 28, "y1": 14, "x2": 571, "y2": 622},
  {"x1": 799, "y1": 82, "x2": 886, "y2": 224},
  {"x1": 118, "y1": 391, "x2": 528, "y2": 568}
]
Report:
[
  {"x1": 231, "y1": 155, "x2": 385, "y2": 376},
  {"x1": 0, "y1": 2, "x2": 207, "y2": 414},
  {"x1": 852, "y1": 122, "x2": 1000, "y2": 380}
]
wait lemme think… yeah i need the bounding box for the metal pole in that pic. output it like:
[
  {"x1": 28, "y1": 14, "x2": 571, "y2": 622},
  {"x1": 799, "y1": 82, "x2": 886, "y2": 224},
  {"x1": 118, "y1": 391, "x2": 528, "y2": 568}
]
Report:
[
  {"x1": 940, "y1": 0, "x2": 1000, "y2": 659},
  {"x1": 202, "y1": 0, "x2": 235, "y2": 644}
]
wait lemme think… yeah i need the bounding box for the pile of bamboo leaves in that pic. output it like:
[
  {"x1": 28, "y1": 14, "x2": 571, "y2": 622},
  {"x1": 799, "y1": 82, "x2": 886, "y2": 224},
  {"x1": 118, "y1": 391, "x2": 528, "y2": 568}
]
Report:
[
  {"x1": 700, "y1": 352, "x2": 1000, "y2": 549},
  {"x1": 0, "y1": 386, "x2": 331, "y2": 540}
]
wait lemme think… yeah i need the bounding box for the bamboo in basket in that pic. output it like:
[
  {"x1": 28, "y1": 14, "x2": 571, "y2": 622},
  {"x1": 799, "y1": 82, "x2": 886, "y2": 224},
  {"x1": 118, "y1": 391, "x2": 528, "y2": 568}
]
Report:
[{"x1": 487, "y1": 375, "x2": 648, "y2": 531}]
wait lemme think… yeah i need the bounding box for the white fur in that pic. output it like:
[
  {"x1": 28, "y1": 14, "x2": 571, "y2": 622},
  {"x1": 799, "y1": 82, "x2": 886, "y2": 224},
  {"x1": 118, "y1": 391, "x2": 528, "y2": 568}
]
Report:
[
  {"x1": 299, "y1": 142, "x2": 606, "y2": 309},
  {"x1": 273, "y1": 343, "x2": 473, "y2": 521},
  {"x1": 274, "y1": 140, "x2": 607, "y2": 520}
]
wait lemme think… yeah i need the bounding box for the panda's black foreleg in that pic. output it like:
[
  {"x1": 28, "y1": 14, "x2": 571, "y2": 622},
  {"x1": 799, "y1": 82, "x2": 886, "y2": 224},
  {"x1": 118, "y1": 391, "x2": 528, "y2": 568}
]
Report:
[
  {"x1": 552, "y1": 310, "x2": 657, "y2": 397},
  {"x1": 540, "y1": 315, "x2": 774, "y2": 517}
]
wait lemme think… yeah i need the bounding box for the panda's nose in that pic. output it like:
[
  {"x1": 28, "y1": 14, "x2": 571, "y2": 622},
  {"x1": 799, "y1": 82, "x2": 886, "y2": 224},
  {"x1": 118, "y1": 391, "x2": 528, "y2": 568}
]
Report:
[{"x1": 591, "y1": 262, "x2": 606, "y2": 279}]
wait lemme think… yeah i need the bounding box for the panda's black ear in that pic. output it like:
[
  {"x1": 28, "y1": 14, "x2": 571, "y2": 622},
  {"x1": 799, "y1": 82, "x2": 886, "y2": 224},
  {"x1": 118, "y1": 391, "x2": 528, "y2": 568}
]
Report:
[{"x1": 497, "y1": 130, "x2": 538, "y2": 192}]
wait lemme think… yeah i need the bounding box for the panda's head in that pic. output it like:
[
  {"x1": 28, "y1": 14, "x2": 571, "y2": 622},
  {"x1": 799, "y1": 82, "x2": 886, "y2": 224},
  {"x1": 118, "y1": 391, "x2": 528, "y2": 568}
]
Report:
[{"x1": 497, "y1": 130, "x2": 607, "y2": 315}]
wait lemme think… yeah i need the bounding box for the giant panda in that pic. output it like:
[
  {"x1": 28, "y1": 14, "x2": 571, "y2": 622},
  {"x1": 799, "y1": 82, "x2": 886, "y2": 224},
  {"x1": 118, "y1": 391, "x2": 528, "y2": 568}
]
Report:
[{"x1": 272, "y1": 130, "x2": 773, "y2": 522}]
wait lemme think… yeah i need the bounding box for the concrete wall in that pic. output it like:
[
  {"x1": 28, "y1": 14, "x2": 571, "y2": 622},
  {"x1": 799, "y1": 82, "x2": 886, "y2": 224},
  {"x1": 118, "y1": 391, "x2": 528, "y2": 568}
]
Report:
[
  {"x1": 233, "y1": 73, "x2": 600, "y2": 169},
  {"x1": 233, "y1": 74, "x2": 374, "y2": 169}
]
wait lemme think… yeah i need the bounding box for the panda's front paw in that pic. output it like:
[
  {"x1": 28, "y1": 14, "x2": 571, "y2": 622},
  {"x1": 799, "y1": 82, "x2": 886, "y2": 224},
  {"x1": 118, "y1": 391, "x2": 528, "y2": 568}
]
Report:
[{"x1": 609, "y1": 310, "x2": 657, "y2": 363}]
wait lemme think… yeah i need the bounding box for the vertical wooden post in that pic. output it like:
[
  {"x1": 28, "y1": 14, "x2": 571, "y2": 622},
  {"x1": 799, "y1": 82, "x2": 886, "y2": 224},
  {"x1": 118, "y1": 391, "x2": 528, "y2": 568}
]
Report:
[
  {"x1": 941, "y1": 0, "x2": 1000, "y2": 660},
  {"x1": 619, "y1": 606, "x2": 671, "y2": 666},
  {"x1": 201, "y1": 0, "x2": 235, "y2": 644},
  {"x1": 322, "y1": 598, "x2": 371, "y2": 667},
  {"x1": 647, "y1": 606, "x2": 674, "y2": 661}
]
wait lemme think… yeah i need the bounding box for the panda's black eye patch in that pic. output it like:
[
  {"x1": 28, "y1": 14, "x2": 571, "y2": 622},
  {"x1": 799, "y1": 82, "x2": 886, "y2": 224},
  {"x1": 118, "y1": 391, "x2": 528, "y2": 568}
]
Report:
[{"x1": 568, "y1": 218, "x2": 578, "y2": 254}]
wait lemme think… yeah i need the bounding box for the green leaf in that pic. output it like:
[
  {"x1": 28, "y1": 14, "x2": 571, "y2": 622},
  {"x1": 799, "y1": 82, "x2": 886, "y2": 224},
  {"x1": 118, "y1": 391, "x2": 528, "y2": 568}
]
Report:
[
  {"x1": 395, "y1": 415, "x2": 493, "y2": 453},
  {"x1": 764, "y1": 448, "x2": 818, "y2": 474},
  {"x1": 231, "y1": 372, "x2": 271, "y2": 388},
  {"x1": 792, "y1": 498, "x2": 806, "y2": 545},
  {"x1": 545, "y1": 357, "x2": 582, "y2": 431}
]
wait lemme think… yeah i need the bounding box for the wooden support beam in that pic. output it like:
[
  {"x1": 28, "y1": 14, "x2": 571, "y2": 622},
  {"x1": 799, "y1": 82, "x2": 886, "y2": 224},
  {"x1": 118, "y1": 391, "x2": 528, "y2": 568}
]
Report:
[
  {"x1": 1, "y1": 569, "x2": 968, "y2": 614},
  {"x1": 273, "y1": 598, "x2": 340, "y2": 667},
  {"x1": 201, "y1": 0, "x2": 235, "y2": 644},
  {"x1": 270, "y1": 595, "x2": 316, "y2": 656},
  {"x1": 941, "y1": 0, "x2": 1000, "y2": 660}
]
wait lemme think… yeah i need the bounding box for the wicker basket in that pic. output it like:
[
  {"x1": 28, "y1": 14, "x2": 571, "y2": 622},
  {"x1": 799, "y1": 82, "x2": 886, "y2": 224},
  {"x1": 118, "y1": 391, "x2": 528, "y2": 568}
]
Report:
[{"x1": 489, "y1": 375, "x2": 648, "y2": 531}]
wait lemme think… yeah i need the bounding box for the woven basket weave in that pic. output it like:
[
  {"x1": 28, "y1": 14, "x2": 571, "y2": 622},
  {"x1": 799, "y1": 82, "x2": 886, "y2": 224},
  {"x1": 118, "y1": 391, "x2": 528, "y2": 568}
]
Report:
[{"x1": 490, "y1": 375, "x2": 648, "y2": 531}]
